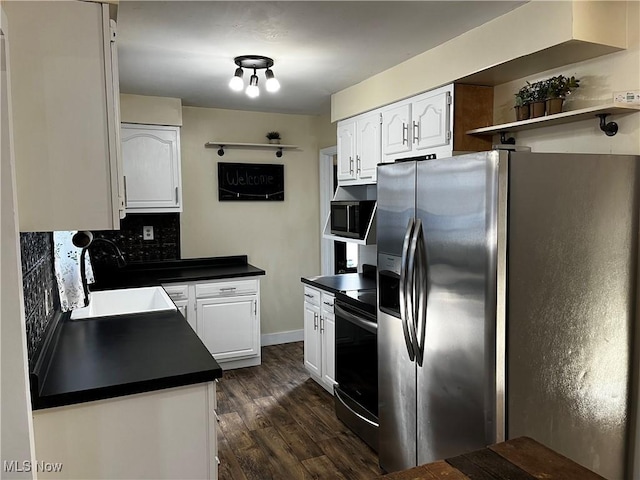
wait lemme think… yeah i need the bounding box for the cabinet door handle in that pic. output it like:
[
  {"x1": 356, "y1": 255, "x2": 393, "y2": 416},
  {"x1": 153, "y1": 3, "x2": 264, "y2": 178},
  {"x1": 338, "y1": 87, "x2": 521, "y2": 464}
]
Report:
[
  {"x1": 254, "y1": 300, "x2": 257, "y2": 316},
  {"x1": 320, "y1": 316, "x2": 324, "y2": 333},
  {"x1": 123, "y1": 175, "x2": 128, "y2": 206},
  {"x1": 413, "y1": 121, "x2": 419, "y2": 143},
  {"x1": 304, "y1": 293, "x2": 314, "y2": 299},
  {"x1": 356, "y1": 155, "x2": 361, "y2": 174},
  {"x1": 220, "y1": 287, "x2": 236, "y2": 292},
  {"x1": 175, "y1": 186, "x2": 179, "y2": 204},
  {"x1": 349, "y1": 156, "x2": 354, "y2": 175},
  {"x1": 313, "y1": 312, "x2": 318, "y2": 330},
  {"x1": 402, "y1": 123, "x2": 408, "y2": 145},
  {"x1": 323, "y1": 301, "x2": 333, "y2": 306}
]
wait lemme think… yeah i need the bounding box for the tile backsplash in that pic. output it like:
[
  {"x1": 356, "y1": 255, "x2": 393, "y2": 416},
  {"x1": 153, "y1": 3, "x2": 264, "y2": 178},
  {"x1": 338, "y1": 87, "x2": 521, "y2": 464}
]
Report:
[
  {"x1": 90, "y1": 213, "x2": 180, "y2": 268},
  {"x1": 19, "y1": 215, "x2": 179, "y2": 361},
  {"x1": 20, "y1": 232, "x2": 56, "y2": 360}
]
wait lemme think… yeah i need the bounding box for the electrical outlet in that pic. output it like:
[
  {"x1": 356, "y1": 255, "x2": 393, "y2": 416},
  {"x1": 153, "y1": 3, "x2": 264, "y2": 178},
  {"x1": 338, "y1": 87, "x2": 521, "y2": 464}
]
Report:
[{"x1": 143, "y1": 225, "x2": 154, "y2": 240}]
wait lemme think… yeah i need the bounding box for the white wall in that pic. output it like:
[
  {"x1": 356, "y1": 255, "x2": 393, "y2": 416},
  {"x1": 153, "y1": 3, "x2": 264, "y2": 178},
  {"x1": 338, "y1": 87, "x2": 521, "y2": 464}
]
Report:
[
  {"x1": 120, "y1": 93, "x2": 182, "y2": 126},
  {"x1": 1, "y1": 6, "x2": 35, "y2": 477},
  {"x1": 179, "y1": 106, "x2": 322, "y2": 335}
]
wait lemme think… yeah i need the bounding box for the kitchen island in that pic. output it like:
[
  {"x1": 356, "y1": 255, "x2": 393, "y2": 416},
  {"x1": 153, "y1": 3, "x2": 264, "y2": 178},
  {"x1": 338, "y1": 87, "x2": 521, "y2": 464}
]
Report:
[{"x1": 29, "y1": 255, "x2": 266, "y2": 479}]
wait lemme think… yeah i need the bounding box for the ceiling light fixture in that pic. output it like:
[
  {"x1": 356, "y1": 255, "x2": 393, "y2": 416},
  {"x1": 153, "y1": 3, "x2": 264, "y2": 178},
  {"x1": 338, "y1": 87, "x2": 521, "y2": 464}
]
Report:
[{"x1": 229, "y1": 55, "x2": 280, "y2": 98}]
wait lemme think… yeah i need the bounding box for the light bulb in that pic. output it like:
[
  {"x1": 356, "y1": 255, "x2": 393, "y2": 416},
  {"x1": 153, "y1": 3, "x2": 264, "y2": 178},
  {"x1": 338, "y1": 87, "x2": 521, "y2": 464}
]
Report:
[
  {"x1": 265, "y1": 69, "x2": 280, "y2": 93},
  {"x1": 246, "y1": 74, "x2": 259, "y2": 98},
  {"x1": 229, "y1": 67, "x2": 244, "y2": 91}
]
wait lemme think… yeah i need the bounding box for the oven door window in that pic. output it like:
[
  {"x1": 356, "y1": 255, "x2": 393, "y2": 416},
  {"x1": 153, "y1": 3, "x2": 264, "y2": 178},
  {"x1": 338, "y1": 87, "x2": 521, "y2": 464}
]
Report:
[{"x1": 335, "y1": 306, "x2": 378, "y2": 416}]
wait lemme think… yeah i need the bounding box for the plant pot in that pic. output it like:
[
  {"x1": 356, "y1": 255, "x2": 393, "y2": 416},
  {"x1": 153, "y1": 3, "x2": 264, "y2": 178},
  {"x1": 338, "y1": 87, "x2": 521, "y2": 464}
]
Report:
[
  {"x1": 515, "y1": 105, "x2": 530, "y2": 122},
  {"x1": 530, "y1": 101, "x2": 546, "y2": 118},
  {"x1": 545, "y1": 97, "x2": 564, "y2": 115},
  {"x1": 268, "y1": 139, "x2": 280, "y2": 144}
]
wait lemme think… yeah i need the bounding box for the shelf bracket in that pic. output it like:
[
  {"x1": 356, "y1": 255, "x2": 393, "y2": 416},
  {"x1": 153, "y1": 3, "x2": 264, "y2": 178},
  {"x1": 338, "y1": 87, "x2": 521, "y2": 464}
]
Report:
[
  {"x1": 596, "y1": 114, "x2": 618, "y2": 136},
  {"x1": 217, "y1": 145, "x2": 225, "y2": 156},
  {"x1": 276, "y1": 148, "x2": 283, "y2": 158},
  {"x1": 500, "y1": 132, "x2": 516, "y2": 145}
]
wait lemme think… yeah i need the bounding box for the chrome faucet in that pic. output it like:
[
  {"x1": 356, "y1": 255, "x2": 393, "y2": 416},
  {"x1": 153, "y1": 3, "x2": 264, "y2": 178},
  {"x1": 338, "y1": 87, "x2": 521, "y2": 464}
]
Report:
[{"x1": 71, "y1": 231, "x2": 126, "y2": 307}]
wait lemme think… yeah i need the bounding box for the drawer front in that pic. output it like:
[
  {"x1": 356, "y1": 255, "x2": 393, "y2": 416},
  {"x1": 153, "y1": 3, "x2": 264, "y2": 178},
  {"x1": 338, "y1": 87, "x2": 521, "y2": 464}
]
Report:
[
  {"x1": 196, "y1": 279, "x2": 258, "y2": 298},
  {"x1": 162, "y1": 284, "x2": 189, "y2": 301},
  {"x1": 321, "y1": 292, "x2": 335, "y2": 314},
  {"x1": 303, "y1": 286, "x2": 321, "y2": 306}
]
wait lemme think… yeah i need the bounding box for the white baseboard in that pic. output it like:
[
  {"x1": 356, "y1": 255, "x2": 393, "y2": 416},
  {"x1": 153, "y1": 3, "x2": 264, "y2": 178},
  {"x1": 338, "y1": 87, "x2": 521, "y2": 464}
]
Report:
[{"x1": 261, "y1": 329, "x2": 304, "y2": 346}]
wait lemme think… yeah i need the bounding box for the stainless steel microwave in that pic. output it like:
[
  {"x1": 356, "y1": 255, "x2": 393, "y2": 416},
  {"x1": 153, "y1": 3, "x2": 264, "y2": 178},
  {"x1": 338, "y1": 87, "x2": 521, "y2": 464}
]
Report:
[{"x1": 330, "y1": 200, "x2": 376, "y2": 239}]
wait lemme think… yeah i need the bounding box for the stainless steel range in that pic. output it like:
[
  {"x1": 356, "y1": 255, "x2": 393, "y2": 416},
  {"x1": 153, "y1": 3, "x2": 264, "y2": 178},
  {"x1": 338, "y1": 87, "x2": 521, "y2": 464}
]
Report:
[{"x1": 334, "y1": 287, "x2": 378, "y2": 452}]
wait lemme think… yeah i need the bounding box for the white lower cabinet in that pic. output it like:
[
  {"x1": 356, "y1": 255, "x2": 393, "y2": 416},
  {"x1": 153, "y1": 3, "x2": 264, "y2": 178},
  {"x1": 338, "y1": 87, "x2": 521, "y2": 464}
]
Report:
[
  {"x1": 162, "y1": 283, "x2": 194, "y2": 331},
  {"x1": 303, "y1": 286, "x2": 336, "y2": 393},
  {"x1": 32, "y1": 382, "x2": 218, "y2": 479},
  {"x1": 197, "y1": 296, "x2": 259, "y2": 363},
  {"x1": 163, "y1": 277, "x2": 262, "y2": 370}
]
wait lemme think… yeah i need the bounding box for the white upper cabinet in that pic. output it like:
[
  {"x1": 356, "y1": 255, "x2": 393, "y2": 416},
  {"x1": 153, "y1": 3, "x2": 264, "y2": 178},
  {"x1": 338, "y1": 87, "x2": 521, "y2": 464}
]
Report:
[
  {"x1": 413, "y1": 89, "x2": 452, "y2": 151},
  {"x1": 337, "y1": 111, "x2": 381, "y2": 185},
  {"x1": 6, "y1": 1, "x2": 125, "y2": 231},
  {"x1": 337, "y1": 120, "x2": 357, "y2": 183},
  {"x1": 382, "y1": 84, "x2": 453, "y2": 162},
  {"x1": 121, "y1": 124, "x2": 182, "y2": 213}
]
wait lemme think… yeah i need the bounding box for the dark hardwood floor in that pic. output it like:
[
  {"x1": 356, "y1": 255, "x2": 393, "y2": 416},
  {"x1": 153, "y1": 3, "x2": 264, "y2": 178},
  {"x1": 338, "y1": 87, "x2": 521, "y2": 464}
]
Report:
[{"x1": 217, "y1": 342, "x2": 383, "y2": 480}]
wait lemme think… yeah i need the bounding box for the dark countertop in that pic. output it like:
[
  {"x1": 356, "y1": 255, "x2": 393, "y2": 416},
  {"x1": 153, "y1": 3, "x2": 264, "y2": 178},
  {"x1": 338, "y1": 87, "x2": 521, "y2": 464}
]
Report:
[
  {"x1": 32, "y1": 310, "x2": 222, "y2": 410},
  {"x1": 31, "y1": 256, "x2": 265, "y2": 410},
  {"x1": 301, "y1": 271, "x2": 377, "y2": 316},
  {"x1": 92, "y1": 255, "x2": 265, "y2": 290},
  {"x1": 301, "y1": 272, "x2": 376, "y2": 295}
]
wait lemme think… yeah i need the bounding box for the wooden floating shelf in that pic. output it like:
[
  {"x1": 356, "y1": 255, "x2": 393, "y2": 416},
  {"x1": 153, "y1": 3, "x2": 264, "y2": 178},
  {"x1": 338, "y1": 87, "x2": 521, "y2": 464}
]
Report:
[
  {"x1": 205, "y1": 142, "x2": 299, "y2": 158},
  {"x1": 466, "y1": 104, "x2": 640, "y2": 135},
  {"x1": 205, "y1": 142, "x2": 299, "y2": 149}
]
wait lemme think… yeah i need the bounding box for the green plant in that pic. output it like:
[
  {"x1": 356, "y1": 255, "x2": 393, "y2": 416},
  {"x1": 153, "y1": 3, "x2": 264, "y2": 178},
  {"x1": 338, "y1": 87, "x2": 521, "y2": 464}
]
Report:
[
  {"x1": 545, "y1": 75, "x2": 580, "y2": 99},
  {"x1": 514, "y1": 85, "x2": 533, "y2": 107},
  {"x1": 266, "y1": 131, "x2": 281, "y2": 140},
  {"x1": 527, "y1": 80, "x2": 548, "y2": 103}
]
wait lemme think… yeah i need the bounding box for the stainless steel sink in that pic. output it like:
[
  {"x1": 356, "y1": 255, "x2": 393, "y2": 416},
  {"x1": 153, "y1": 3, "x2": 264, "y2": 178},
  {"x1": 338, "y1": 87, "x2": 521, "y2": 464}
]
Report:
[{"x1": 70, "y1": 286, "x2": 176, "y2": 320}]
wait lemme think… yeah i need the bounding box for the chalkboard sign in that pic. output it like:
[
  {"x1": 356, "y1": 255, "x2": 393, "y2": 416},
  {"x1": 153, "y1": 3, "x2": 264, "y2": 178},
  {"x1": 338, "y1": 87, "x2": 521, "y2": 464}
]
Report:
[{"x1": 218, "y1": 162, "x2": 284, "y2": 201}]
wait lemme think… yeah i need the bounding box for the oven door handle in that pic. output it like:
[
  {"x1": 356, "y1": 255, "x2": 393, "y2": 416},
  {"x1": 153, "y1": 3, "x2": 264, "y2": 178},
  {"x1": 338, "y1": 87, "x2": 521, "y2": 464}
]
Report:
[
  {"x1": 334, "y1": 304, "x2": 377, "y2": 334},
  {"x1": 334, "y1": 388, "x2": 379, "y2": 428}
]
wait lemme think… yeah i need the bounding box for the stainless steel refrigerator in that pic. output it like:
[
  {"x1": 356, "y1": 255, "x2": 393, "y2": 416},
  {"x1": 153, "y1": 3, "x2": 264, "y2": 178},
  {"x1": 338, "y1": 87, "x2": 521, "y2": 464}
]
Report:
[{"x1": 376, "y1": 150, "x2": 638, "y2": 479}]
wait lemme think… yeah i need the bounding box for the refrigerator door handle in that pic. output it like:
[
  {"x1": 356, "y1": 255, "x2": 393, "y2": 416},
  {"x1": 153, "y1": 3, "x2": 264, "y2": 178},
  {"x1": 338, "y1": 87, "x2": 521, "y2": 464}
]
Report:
[
  {"x1": 414, "y1": 221, "x2": 428, "y2": 367},
  {"x1": 400, "y1": 217, "x2": 416, "y2": 361},
  {"x1": 407, "y1": 218, "x2": 421, "y2": 362}
]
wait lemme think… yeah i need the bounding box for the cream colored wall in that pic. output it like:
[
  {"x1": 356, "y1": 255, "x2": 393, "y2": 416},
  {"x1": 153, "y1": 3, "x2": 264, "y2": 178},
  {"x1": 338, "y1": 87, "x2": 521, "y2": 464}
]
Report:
[
  {"x1": 314, "y1": 113, "x2": 337, "y2": 149},
  {"x1": 331, "y1": 1, "x2": 627, "y2": 122},
  {"x1": 492, "y1": 1, "x2": 639, "y2": 154},
  {"x1": 180, "y1": 106, "x2": 321, "y2": 335},
  {"x1": 120, "y1": 93, "x2": 182, "y2": 126}
]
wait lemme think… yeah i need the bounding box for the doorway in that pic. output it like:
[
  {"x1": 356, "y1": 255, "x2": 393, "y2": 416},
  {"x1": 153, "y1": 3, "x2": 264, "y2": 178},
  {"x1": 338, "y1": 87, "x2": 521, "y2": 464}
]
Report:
[{"x1": 319, "y1": 146, "x2": 358, "y2": 275}]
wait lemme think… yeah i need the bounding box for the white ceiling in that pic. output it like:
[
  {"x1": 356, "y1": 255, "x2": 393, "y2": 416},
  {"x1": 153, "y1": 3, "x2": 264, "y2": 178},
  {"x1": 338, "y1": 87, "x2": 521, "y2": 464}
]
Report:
[{"x1": 117, "y1": 1, "x2": 527, "y2": 116}]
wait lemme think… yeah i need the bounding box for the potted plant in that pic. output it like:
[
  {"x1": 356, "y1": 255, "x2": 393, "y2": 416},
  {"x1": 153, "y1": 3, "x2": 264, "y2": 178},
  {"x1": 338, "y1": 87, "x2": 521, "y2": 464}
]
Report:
[
  {"x1": 266, "y1": 131, "x2": 281, "y2": 144},
  {"x1": 514, "y1": 85, "x2": 532, "y2": 121},
  {"x1": 527, "y1": 80, "x2": 548, "y2": 118},
  {"x1": 545, "y1": 75, "x2": 580, "y2": 115}
]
